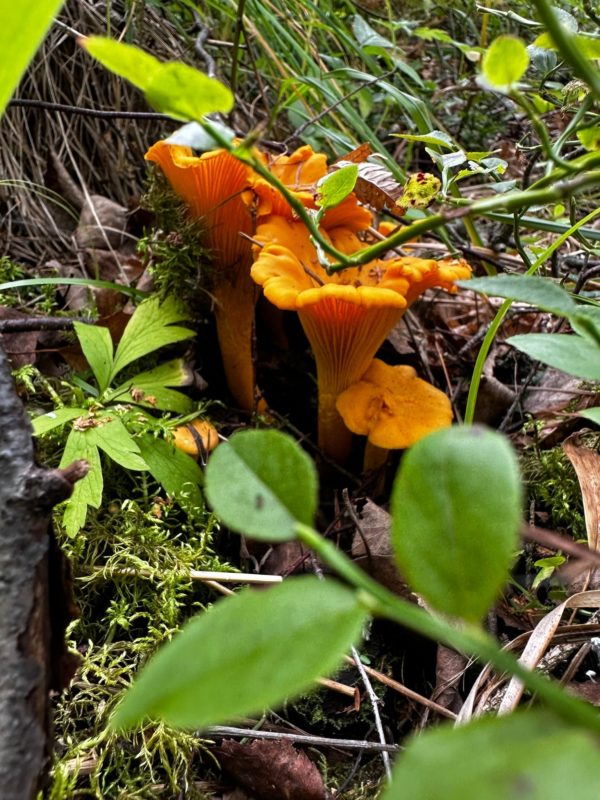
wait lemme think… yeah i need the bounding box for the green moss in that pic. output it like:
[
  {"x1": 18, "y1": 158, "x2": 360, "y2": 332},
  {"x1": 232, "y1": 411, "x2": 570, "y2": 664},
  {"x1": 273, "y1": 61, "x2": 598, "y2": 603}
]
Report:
[
  {"x1": 48, "y1": 481, "x2": 230, "y2": 797},
  {"x1": 522, "y1": 444, "x2": 586, "y2": 538}
]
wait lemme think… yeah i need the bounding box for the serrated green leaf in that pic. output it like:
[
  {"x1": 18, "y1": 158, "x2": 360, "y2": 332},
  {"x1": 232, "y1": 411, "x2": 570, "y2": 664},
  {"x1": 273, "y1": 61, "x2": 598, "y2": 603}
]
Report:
[
  {"x1": 32, "y1": 407, "x2": 86, "y2": 436},
  {"x1": 0, "y1": 0, "x2": 64, "y2": 117},
  {"x1": 112, "y1": 576, "x2": 366, "y2": 730},
  {"x1": 460, "y1": 275, "x2": 578, "y2": 317},
  {"x1": 59, "y1": 429, "x2": 103, "y2": 537},
  {"x1": 413, "y1": 27, "x2": 454, "y2": 45},
  {"x1": 87, "y1": 419, "x2": 147, "y2": 471},
  {"x1": 110, "y1": 296, "x2": 194, "y2": 381},
  {"x1": 74, "y1": 322, "x2": 114, "y2": 392},
  {"x1": 145, "y1": 62, "x2": 233, "y2": 122},
  {"x1": 107, "y1": 359, "x2": 194, "y2": 413},
  {"x1": 205, "y1": 429, "x2": 318, "y2": 542},
  {"x1": 391, "y1": 426, "x2": 521, "y2": 623},
  {"x1": 481, "y1": 36, "x2": 529, "y2": 91},
  {"x1": 136, "y1": 435, "x2": 203, "y2": 510},
  {"x1": 317, "y1": 165, "x2": 359, "y2": 211},
  {"x1": 81, "y1": 37, "x2": 161, "y2": 92},
  {"x1": 381, "y1": 711, "x2": 600, "y2": 800},
  {"x1": 508, "y1": 333, "x2": 600, "y2": 380}
]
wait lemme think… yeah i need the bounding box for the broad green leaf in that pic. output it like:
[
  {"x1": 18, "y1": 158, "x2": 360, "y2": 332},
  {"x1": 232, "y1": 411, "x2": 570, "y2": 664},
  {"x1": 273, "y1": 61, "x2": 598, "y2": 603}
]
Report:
[
  {"x1": 145, "y1": 62, "x2": 233, "y2": 122},
  {"x1": 59, "y1": 429, "x2": 103, "y2": 537},
  {"x1": 535, "y1": 32, "x2": 600, "y2": 60},
  {"x1": 577, "y1": 125, "x2": 600, "y2": 151},
  {"x1": 110, "y1": 296, "x2": 194, "y2": 381},
  {"x1": 74, "y1": 322, "x2": 114, "y2": 393},
  {"x1": 0, "y1": 0, "x2": 64, "y2": 117},
  {"x1": 87, "y1": 419, "x2": 147, "y2": 471},
  {"x1": 81, "y1": 37, "x2": 161, "y2": 92},
  {"x1": 460, "y1": 275, "x2": 578, "y2": 317},
  {"x1": 107, "y1": 359, "x2": 194, "y2": 413},
  {"x1": 481, "y1": 36, "x2": 529, "y2": 91},
  {"x1": 579, "y1": 408, "x2": 600, "y2": 425},
  {"x1": 317, "y1": 165, "x2": 359, "y2": 211},
  {"x1": 381, "y1": 710, "x2": 600, "y2": 800},
  {"x1": 112, "y1": 576, "x2": 366, "y2": 730},
  {"x1": 32, "y1": 407, "x2": 86, "y2": 436},
  {"x1": 508, "y1": 333, "x2": 600, "y2": 380},
  {"x1": 391, "y1": 426, "x2": 521, "y2": 623},
  {"x1": 137, "y1": 435, "x2": 203, "y2": 510},
  {"x1": 571, "y1": 307, "x2": 600, "y2": 345},
  {"x1": 205, "y1": 429, "x2": 318, "y2": 541},
  {"x1": 393, "y1": 130, "x2": 454, "y2": 149}
]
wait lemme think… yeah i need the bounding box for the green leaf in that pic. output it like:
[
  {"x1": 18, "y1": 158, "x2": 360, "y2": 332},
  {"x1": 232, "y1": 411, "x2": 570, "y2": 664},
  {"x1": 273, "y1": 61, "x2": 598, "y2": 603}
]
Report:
[
  {"x1": 535, "y1": 32, "x2": 600, "y2": 60},
  {"x1": 112, "y1": 576, "x2": 366, "y2": 730},
  {"x1": 317, "y1": 165, "x2": 359, "y2": 211},
  {"x1": 481, "y1": 36, "x2": 529, "y2": 91},
  {"x1": 508, "y1": 333, "x2": 600, "y2": 380},
  {"x1": 74, "y1": 322, "x2": 114, "y2": 393},
  {"x1": 0, "y1": 0, "x2": 64, "y2": 117},
  {"x1": 570, "y1": 307, "x2": 600, "y2": 345},
  {"x1": 577, "y1": 124, "x2": 600, "y2": 151},
  {"x1": 107, "y1": 359, "x2": 194, "y2": 413},
  {"x1": 137, "y1": 435, "x2": 203, "y2": 510},
  {"x1": 381, "y1": 710, "x2": 600, "y2": 800},
  {"x1": 393, "y1": 129, "x2": 455, "y2": 149},
  {"x1": 460, "y1": 275, "x2": 578, "y2": 317},
  {"x1": 205, "y1": 430, "x2": 318, "y2": 542},
  {"x1": 32, "y1": 407, "x2": 86, "y2": 436},
  {"x1": 87, "y1": 419, "x2": 147, "y2": 471},
  {"x1": 110, "y1": 296, "x2": 194, "y2": 381},
  {"x1": 81, "y1": 37, "x2": 161, "y2": 92},
  {"x1": 59, "y1": 429, "x2": 103, "y2": 537},
  {"x1": 391, "y1": 426, "x2": 521, "y2": 623},
  {"x1": 145, "y1": 62, "x2": 233, "y2": 122},
  {"x1": 579, "y1": 407, "x2": 600, "y2": 425}
]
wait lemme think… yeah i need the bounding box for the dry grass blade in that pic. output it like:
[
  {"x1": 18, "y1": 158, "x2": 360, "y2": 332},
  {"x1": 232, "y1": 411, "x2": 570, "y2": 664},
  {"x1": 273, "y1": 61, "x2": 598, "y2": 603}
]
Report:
[{"x1": 563, "y1": 434, "x2": 600, "y2": 552}]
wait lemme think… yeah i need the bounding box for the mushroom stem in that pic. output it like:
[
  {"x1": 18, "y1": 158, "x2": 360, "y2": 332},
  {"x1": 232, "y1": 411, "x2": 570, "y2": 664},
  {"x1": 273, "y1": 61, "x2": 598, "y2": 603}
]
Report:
[
  {"x1": 363, "y1": 441, "x2": 389, "y2": 473},
  {"x1": 317, "y1": 390, "x2": 354, "y2": 465},
  {"x1": 213, "y1": 268, "x2": 260, "y2": 412}
]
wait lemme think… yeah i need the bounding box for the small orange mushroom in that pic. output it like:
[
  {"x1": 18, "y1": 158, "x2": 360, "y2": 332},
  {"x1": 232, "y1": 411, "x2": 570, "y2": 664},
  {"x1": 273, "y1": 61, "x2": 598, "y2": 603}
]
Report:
[
  {"x1": 251, "y1": 218, "x2": 470, "y2": 463},
  {"x1": 173, "y1": 418, "x2": 220, "y2": 460},
  {"x1": 336, "y1": 357, "x2": 453, "y2": 453}
]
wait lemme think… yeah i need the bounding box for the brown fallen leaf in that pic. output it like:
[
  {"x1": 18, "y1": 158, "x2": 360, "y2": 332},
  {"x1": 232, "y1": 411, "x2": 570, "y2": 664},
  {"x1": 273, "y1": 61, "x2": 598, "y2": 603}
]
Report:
[{"x1": 217, "y1": 738, "x2": 326, "y2": 800}]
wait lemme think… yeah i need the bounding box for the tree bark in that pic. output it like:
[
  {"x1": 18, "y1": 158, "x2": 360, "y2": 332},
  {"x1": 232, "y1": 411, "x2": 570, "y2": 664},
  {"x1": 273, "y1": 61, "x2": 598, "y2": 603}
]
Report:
[{"x1": 0, "y1": 344, "x2": 79, "y2": 798}]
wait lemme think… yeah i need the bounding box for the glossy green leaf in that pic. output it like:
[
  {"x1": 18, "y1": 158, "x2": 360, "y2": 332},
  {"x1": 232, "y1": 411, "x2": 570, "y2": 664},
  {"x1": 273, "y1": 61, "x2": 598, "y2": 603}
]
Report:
[
  {"x1": 0, "y1": 0, "x2": 64, "y2": 117},
  {"x1": 508, "y1": 334, "x2": 600, "y2": 380},
  {"x1": 110, "y1": 296, "x2": 194, "y2": 381},
  {"x1": 81, "y1": 37, "x2": 161, "y2": 92},
  {"x1": 74, "y1": 322, "x2": 114, "y2": 393},
  {"x1": 145, "y1": 62, "x2": 233, "y2": 122},
  {"x1": 59, "y1": 429, "x2": 103, "y2": 537},
  {"x1": 460, "y1": 275, "x2": 578, "y2": 317},
  {"x1": 317, "y1": 165, "x2": 359, "y2": 211},
  {"x1": 381, "y1": 710, "x2": 600, "y2": 800},
  {"x1": 137, "y1": 435, "x2": 203, "y2": 510},
  {"x1": 87, "y1": 419, "x2": 147, "y2": 471},
  {"x1": 107, "y1": 359, "x2": 194, "y2": 413},
  {"x1": 112, "y1": 576, "x2": 366, "y2": 730},
  {"x1": 32, "y1": 407, "x2": 86, "y2": 436},
  {"x1": 205, "y1": 429, "x2": 318, "y2": 541},
  {"x1": 481, "y1": 36, "x2": 529, "y2": 90},
  {"x1": 391, "y1": 426, "x2": 521, "y2": 622}
]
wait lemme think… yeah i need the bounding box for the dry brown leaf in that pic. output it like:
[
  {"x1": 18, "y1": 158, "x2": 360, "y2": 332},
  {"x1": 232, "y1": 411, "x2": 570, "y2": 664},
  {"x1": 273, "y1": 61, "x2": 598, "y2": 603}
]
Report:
[
  {"x1": 332, "y1": 160, "x2": 403, "y2": 211},
  {"x1": 563, "y1": 434, "x2": 600, "y2": 552},
  {"x1": 217, "y1": 739, "x2": 326, "y2": 800},
  {"x1": 333, "y1": 143, "x2": 372, "y2": 164}
]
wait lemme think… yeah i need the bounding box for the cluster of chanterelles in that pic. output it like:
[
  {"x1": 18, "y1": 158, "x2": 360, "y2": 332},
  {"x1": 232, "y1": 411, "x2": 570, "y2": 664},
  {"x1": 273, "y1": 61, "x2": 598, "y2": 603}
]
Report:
[{"x1": 145, "y1": 141, "x2": 471, "y2": 465}]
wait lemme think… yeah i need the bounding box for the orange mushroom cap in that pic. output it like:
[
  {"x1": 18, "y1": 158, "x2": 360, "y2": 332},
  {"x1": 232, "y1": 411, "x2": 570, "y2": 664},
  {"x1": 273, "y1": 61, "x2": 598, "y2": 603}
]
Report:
[
  {"x1": 336, "y1": 358, "x2": 453, "y2": 450},
  {"x1": 173, "y1": 418, "x2": 220, "y2": 459},
  {"x1": 251, "y1": 218, "x2": 470, "y2": 461}
]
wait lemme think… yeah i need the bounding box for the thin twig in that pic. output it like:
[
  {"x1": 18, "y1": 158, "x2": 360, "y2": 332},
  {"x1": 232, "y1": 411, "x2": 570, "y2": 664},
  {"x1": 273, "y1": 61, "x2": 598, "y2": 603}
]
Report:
[
  {"x1": 350, "y1": 647, "x2": 392, "y2": 780},
  {"x1": 92, "y1": 567, "x2": 283, "y2": 584},
  {"x1": 203, "y1": 725, "x2": 399, "y2": 752},
  {"x1": 0, "y1": 317, "x2": 92, "y2": 332},
  {"x1": 8, "y1": 98, "x2": 170, "y2": 120},
  {"x1": 344, "y1": 655, "x2": 458, "y2": 720}
]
